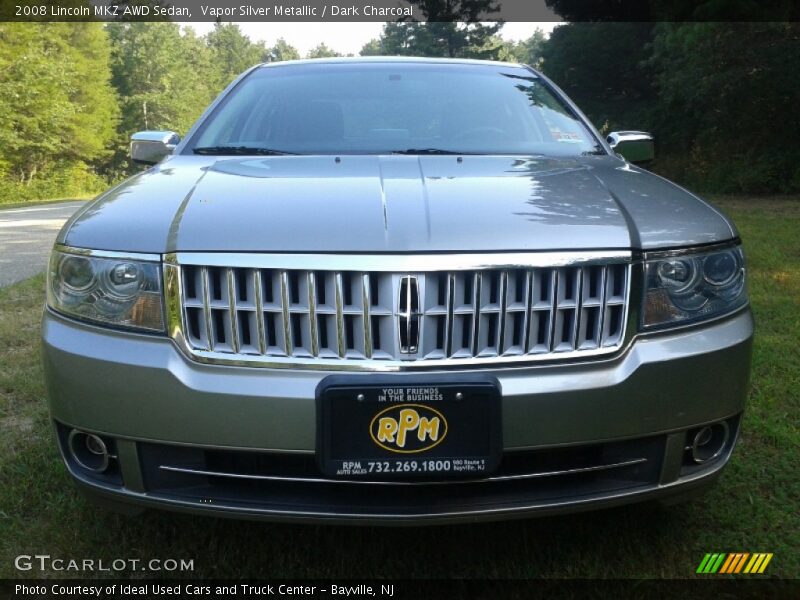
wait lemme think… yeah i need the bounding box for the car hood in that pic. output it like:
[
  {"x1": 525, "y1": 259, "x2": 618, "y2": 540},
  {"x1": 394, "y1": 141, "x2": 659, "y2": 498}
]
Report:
[{"x1": 60, "y1": 155, "x2": 735, "y2": 254}]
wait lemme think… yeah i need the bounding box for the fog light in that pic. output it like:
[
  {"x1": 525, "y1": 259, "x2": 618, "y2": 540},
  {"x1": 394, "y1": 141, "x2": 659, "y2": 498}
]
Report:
[
  {"x1": 68, "y1": 430, "x2": 113, "y2": 473},
  {"x1": 688, "y1": 422, "x2": 729, "y2": 464}
]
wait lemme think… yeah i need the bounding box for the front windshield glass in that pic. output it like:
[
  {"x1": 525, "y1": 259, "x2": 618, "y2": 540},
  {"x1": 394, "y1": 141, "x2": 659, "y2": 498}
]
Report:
[{"x1": 190, "y1": 62, "x2": 601, "y2": 156}]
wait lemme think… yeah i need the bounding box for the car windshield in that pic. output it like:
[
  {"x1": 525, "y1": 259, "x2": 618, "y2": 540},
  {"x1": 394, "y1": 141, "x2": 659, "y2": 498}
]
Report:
[{"x1": 189, "y1": 62, "x2": 601, "y2": 157}]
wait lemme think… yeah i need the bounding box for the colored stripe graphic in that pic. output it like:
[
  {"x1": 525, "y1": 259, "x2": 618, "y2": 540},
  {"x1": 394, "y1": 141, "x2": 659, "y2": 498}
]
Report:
[
  {"x1": 758, "y1": 553, "x2": 773, "y2": 573},
  {"x1": 698, "y1": 553, "x2": 773, "y2": 574},
  {"x1": 719, "y1": 554, "x2": 735, "y2": 574},
  {"x1": 731, "y1": 553, "x2": 749, "y2": 573},
  {"x1": 703, "y1": 553, "x2": 726, "y2": 573},
  {"x1": 711, "y1": 553, "x2": 726, "y2": 573},
  {"x1": 744, "y1": 554, "x2": 761, "y2": 573},
  {"x1": 696, "y1": 554, "x2": 713, "y2": 574}
]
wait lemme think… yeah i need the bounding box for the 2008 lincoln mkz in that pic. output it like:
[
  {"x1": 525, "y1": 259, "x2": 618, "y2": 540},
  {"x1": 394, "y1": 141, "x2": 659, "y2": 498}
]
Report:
[{"x1": 42, "y1": 58, "x2": 752, "y2": 524}]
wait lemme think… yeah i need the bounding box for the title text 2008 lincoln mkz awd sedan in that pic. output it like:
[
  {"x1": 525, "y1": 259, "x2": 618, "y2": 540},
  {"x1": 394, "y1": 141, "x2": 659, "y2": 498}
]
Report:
[{"x1": 42, "y1": 58, "x2": 752, "y2": 524}]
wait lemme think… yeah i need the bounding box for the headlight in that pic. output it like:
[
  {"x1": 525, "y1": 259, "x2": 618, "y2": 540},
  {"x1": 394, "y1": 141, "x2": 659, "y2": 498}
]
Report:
[
  {"x1": 643, "y1": 245, "x2": 747, "y2": 329},
  {"x1": 47, "y1": 248, "x2": 164, "y2": 332}
]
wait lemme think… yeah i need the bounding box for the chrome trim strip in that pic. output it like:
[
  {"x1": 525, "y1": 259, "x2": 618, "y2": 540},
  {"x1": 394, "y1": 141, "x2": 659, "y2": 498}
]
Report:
[
  {"x1": 170, "y1": 251, "x2": 632, "y2": 272},
  {"x1": 164, "y1": 263, "x2": 183, "y2": 343},
  {"x1": 200, "y1": 267, "x2": 213, "y2": 351},
  {"x1": 70, "y1": 455, "x2": 726, "y2": 523},
  {"x1": 55, "y1": 244, "x2": 161, "y2": 263},
  {"x1": 498, "y1": 271, "x2": 508, "y2": 352},
  {"x1": 547, "y1": 269, "x2": 557, "y2": 352},
  {"x1": 642, "y1": 239, "x2": 741, "y2": 260},
  {"x1": 279, "y1": 271, "x2": 292, "y2": 356},
  {"x1": 361, "y1": 273, "x2": 373, "y2": 359},
  {"x1": 574, "y1": 267, "x2": 584, "y2": 350},
  {"x1": 174, "y1": 343, "x2": 630, "y2": 371},
  {"x1": 158, "y1": 457, "x2": 647, "y2": 486},
  {"x1": 444, "y1": 273, "x2": 454, "y2": 358},
  {"x1": 597, "y1": 265, "x2": 608, "y2": 347},
  {"x1": 253, "y1": 270, "x2": 267, "y2": 355},
  {"x1": 226, "y1": 268, "x2": 239, "y2": 354},
  {"x1": 308, "y1": 272, "x2": 319, "y2": 358},
  {"x1": 334, "y1": 273, "x2": 345, "y2": 357},
  {"x1": 521, "y1": 270, "x2": 532, "y2": 352},
  {"x1": 471, "y1": 272, "x2": 481, "y2": 355}
]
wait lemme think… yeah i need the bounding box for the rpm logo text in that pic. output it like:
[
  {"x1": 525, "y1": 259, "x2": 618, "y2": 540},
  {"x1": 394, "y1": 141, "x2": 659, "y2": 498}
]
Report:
[{"x1": 370, "y1": 404, "x2": 447, "y2": 453}]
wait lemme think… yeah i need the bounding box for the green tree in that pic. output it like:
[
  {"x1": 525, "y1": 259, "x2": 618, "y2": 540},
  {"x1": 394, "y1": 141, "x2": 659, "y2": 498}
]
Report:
[
  {"x1": 207, "y1": 23, "x2": 267, "y2": 87},
  {"x1": 106, "y1": 22, "x2": 217, "y2": 175},
  {"x1": 649, "y1": 22, "x2": 800, "y2": 192},
  {"x1": 0, "y1": 23, "x2": 117, "y2": 189},
  {"x1": 539, "y1": 23, "x2": 655, "y2": 132},
  {"x1": 366, "y1": 0, "x2": 504, "y2": 59},
  {"x1": 377, "y1": 22, "x2": 504, "y2": 59},
  {"x1": 306, "y1": 43, "x2": 341, "y2": 59},
  {"x1": 359, "y1": 38, "x2": 383, "y2": 56},
  {"x1": 503, "y1": 29, "x2": 547, "y2": 67},
  {"x1": 406, "y1": 0, "x2": 503, "y2": 58},
  {"x1": 268, "y1": 38, "x2": 300, "y2": 62}
]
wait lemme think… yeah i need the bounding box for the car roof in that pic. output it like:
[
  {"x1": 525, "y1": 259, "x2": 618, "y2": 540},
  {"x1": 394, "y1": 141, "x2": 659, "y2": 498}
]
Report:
[{"x1": 257, "y1": 56, "x2": 528, "y2": 70}]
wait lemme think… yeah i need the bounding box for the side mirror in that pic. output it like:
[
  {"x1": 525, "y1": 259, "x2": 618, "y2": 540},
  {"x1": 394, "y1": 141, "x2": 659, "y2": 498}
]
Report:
[
  {"x1": 607, "y1": 131, "x2": 654, "y2": 165},
  {"x1": 130, "y1": 131, "x2": 180, "y2": 165}
]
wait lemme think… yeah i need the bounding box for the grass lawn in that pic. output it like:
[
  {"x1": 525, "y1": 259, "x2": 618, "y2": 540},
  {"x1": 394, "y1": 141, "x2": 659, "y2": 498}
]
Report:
[{"x1": 0, "y1": 197, "x2": 797, "y2": 580}]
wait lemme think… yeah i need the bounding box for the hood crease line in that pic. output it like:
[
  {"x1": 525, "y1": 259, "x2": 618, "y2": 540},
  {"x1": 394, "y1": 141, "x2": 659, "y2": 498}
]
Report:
[
  {"x1": 167, "y1": 168, "x2": 210, "y2": 253},
  {"x1": 589, "y1": 171, "x2": 639, "y2": 249}
]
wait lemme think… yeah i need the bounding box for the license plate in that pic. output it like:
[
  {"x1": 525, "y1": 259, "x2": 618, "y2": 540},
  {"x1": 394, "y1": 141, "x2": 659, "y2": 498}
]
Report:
[{"x1": 316, "y1": 376, "x2": 502, "y2": 479}]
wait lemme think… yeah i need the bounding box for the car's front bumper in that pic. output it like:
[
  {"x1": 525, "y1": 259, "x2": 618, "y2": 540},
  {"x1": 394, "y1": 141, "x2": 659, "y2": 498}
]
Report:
[{"x1": 42, "y1": 307, "x2": 753, "y2": 524}]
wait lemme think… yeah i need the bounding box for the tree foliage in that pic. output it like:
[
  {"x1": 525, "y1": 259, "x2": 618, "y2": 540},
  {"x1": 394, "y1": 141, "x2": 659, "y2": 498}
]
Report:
[
  {"x1": 306, "y1": 43, "x2": 341, "y2": 59},
  {"x1": 539, "y1": 23, "x2": 655, "y2": 133},
  {"x1": 1, "y1": 20, "x2": 798, "y2": 200},
  {"x1": 362, "y1": 22, "x2": 505, "y2": 59},
  {"x1": 268, "y1": 38, "x2": 301, "y2": 62},
  {"x1": 207, "y1": 23, "x2": 268, "y2": 87},
  {"x1": 499, "y1": 30, "x2": 547, "y2": 66},
  {"x1": 359, "y1": 38, "x2": 383, "y2": 57},
  {"x1": 105, "y1": 22, "x2": 218, "y2": 176},
  {"x1": 537, "y1": 21, "x2": 800, "y2": 192},
  {"x1": 648, "y1": 22, "x2": 800, "y2": 192},
  {"x1": 0, "y1": 23, "x2": 118, "y2": 195}
]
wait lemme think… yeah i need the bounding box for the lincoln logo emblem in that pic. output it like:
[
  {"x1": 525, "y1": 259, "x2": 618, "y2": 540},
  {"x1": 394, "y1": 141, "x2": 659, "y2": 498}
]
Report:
[{"x1": 398, "y1": 275, "x2": 421, "y2": 354}]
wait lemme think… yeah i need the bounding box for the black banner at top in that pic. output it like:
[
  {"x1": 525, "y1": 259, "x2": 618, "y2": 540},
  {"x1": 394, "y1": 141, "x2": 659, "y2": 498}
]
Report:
[{"x1": 2, "y1": 0, "x2": 799, "y2": 23}]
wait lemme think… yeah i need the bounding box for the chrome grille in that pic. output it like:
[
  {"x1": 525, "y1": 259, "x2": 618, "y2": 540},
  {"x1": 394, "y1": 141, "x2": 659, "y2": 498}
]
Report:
[{"x1": 170, "y1": 254, "x2": 630, "y2": 369}]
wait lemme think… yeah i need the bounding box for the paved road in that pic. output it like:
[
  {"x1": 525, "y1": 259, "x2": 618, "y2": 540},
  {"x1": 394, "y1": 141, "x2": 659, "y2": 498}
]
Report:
[{"x1": 0, "y1": 201, "x2": 87, "y2": 287}]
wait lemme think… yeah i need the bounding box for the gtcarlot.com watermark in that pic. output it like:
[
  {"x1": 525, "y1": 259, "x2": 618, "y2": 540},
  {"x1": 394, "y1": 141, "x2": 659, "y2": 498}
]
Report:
[{"x1": 15, "y1": 554, "x2": 194, "y2": 573}]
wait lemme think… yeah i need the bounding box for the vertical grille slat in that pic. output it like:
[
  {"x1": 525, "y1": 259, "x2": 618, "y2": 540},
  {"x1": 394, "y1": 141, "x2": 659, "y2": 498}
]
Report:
[
  {"x1": 471, "y1": 272, "x2": 482, "y2": 357},
  {"x1": 253, "y1": 270, "x2": 267, "y2": 355},
  {"x1": 573, "y1": 267, "x2": 584, "y2": 351},
  {"x1": 307, "y1": 272, "x2": 319, "y2": 357},
  {"x1": 362, "y1": 273, "x2": 373, "y2": 359},
  {"x1": 445, "y1": 273, "x2": 455, "y2": 358},
  {"x1": 226, "y1": 268, "x2": 240, "y2": 354},
  {"x1": 334, "y1": 272, "x2": 346, "y2": 358},
  {"x1": 279, "y1": 271, "x2": 293, "y2": 357},
  {"x1": 178, "y1": 261, "x2": 630, "y2": 366},
  {"x1": 201, "y1": 267, "x2": 214, "y2": 351},
  {"x1": 547, "y1": 269, "x2": 558, "y2": 353},
  {"x1": 497, "y1": 271, "x2": 508, "y2": 354}
]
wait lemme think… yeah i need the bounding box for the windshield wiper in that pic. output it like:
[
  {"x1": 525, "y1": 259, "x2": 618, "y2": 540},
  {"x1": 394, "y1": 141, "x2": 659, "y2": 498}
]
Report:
[
  {"x1": 193, "y1": 146, "x2": 298, "y2": 156},
  {"x1": 390, "y1": 148, "x2": 477, "y2": 155}
]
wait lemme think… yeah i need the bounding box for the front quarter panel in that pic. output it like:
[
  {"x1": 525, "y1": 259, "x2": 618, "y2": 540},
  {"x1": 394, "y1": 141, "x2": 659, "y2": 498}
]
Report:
[{"x1": 591, "y1": 163, "x2": 736, "y2": 249}]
